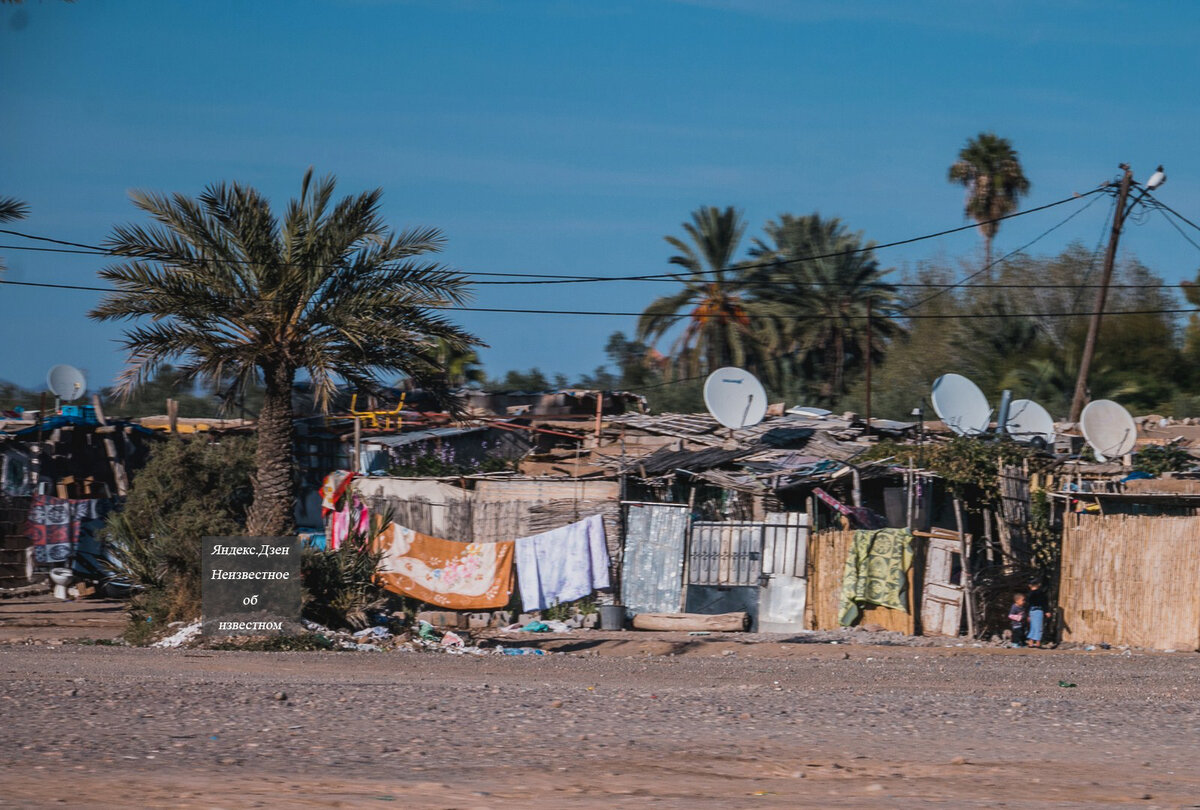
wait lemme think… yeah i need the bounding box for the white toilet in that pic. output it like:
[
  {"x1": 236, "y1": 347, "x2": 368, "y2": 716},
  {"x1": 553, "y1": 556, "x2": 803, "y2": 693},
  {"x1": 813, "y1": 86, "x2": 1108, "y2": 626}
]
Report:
[{"x1": 49, "y1": 568, "x2": 74, "y2": 600}]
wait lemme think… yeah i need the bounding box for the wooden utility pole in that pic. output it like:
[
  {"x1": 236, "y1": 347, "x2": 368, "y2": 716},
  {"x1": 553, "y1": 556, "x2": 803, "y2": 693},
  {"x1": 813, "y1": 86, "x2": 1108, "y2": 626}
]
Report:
[
  {"x1": 864, "y1": 300, "x2": 873, "y2": 434},
  {"x1": 1069, "y1": 165, "x2": 1134, "y2": 423}
]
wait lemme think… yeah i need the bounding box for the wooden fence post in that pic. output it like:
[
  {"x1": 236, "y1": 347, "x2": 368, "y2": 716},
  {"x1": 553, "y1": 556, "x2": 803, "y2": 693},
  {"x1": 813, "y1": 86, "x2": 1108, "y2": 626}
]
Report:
[{"x1": 954, "y1": 496, "x2": 975, "y2": 639}]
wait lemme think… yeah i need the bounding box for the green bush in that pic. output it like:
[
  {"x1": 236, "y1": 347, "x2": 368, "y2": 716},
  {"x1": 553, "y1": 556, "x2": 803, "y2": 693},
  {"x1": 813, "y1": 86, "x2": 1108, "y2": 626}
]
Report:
[
  {"x1": 1133, "y1": 445, "x2": 1195, "y2": 476},
  {"x1": 103, "y1": 435, "x2": 256, "y2": 638},
  {"x1": 301, "y1": 533, "x2": 389, "y2": 631}
]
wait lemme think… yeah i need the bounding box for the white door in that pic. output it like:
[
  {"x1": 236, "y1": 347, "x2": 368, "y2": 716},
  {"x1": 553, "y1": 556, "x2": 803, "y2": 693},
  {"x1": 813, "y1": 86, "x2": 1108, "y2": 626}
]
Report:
[
  {"x1": 758, "y1": 512, "x2": 810, "y2": 633},
  {"x1": 920, "y1": 535, "x2": 963, "y2": 636}
]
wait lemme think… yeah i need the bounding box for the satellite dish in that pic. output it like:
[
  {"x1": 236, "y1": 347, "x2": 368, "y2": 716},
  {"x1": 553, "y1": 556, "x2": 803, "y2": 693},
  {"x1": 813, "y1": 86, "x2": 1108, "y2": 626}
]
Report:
[
  {"x1": 46, "y1": 365, "x2": 87, "y2": 402},
  {"x1": 930, "y1": 373, "x2": 991, "y2": 436},
  {"x1": 704, "y1": 367, "x2": 767, "y2": 429},
  {"x1": 1080, "y1": 400, "x2": 1137, "y2": 462},
  {"x1": 786, "y1": 405, "x2": 832, "y2": 418},
  {"x1": 1005, "y1": 399, "x2": 1056, "y2": 445}
]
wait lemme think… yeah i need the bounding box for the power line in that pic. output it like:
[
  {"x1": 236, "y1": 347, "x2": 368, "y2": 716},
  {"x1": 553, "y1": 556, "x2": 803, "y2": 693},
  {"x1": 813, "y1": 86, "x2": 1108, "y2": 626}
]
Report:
[
  {"x1": 1145, "y1": 190, "x2": 1200, "y2": 234},
  {"x1": 0, "y1": 189, "x2": 1104, "y2": 288},
  {"x1": 0, "y1": 276, "x2": 1192, "y2": 321},
  {"x1": 899, "y1": 191, "x2": 1109, "y2": 313},
  {"x1": 2, "y1": 245, "x2": 1188, "y2": 291},
  {"x1": 1150, "y1": 203, "x2": 1200, "y2": 254}
]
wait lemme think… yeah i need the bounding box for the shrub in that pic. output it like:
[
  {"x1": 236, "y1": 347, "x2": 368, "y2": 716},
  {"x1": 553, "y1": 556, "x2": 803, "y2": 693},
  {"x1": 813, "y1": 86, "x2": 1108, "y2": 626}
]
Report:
[
  {"x1": 301, "y1": 531, "x2": 388, "y2": 630},
  {"x1": 103, "y1": 435, "x2": 256, "y2": 638}
]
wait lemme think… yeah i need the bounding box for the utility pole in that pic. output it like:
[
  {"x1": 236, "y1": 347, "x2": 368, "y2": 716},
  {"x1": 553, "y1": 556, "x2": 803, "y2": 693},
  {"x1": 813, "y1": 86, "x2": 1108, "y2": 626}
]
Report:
[
  {"x1": 864, "y1": 299, "x2": 872, "y2": 434},
  {"x1": 1068, "y1": 164, "x2": 1134, "y2": 423}
]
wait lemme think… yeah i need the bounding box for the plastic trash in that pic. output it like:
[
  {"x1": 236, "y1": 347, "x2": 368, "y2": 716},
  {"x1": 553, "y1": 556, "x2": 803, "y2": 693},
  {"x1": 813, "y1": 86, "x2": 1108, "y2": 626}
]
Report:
[
  {"x1": 353, "y1": 626, "x2": 392, "y2": 640},
  {"x1": 502, "y1": 647, "x2": 547, "y2": 656},
  {"x1": 521, "y1": 621, "x2": 551, "y2": 633},
  {"x1": 441, "y1": 631, "x2": 465, "y2": 648},
  {"x1": 417, "y1": 621, "x2": 440, "y2": 641}
]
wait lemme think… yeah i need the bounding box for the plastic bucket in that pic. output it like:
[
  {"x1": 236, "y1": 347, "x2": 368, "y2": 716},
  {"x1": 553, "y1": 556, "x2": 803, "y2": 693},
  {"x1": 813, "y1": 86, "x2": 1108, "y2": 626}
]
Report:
[{"x1": 599, "y1": 604, "x2": 626, "y2": 631}]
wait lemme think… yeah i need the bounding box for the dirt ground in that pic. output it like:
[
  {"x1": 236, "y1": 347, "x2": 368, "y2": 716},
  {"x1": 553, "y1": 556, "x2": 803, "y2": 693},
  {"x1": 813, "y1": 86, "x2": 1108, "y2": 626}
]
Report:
[
  {"x1": 0, "y1": 594, "x2": 126, "y2": 643},
  {"x1": 1, "y1": 615, "x2": 1199, "y2": 809}
]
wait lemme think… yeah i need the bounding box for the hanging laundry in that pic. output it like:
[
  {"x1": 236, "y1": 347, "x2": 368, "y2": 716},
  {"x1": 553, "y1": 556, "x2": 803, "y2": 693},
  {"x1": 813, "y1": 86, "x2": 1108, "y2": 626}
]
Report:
[
  {"x1": 838, "y1": 527, "x2": 914, "y2": 626},
  {"x1": 813, "y1": 487, "x2": 886, "y2": 530},
  {"x1": 326, "y1": 493, "x2": 369, "y2": 551},
  {"x1": 26, "y1": 495, "x2": 107, "y2": 564},
  {"x1": 514, "y1": 514, "x2": 610, "y2": 611},
  {"x1": 319, "y1": 470, "x2": 356, "y2": 514},
  {"x1": 373, "y1": 523, "x2": 515, "y2": 610}
]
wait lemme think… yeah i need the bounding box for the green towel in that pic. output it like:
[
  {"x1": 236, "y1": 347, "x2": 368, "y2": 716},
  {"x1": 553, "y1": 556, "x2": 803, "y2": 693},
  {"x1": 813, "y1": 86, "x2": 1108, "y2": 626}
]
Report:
[{"x1": 838, "y1": 528, "x2": 914, "y2": 626}]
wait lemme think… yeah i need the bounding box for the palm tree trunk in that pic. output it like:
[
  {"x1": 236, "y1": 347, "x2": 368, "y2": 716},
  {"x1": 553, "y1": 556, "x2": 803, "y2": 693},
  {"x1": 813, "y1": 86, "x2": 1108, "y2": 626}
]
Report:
[
  {"x1": 984, "y1": 235, "x2": 993, "y2": 284},
  {"x1": 246, "y1": 363, "x2": 296, "y2": 536}
]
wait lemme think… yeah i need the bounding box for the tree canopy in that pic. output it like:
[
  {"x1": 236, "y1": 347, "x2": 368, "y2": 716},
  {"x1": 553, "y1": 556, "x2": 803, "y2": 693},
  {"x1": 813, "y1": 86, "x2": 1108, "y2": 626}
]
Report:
[{"x1": 90, "y1": 169, "x2": 480, "y2": 534}]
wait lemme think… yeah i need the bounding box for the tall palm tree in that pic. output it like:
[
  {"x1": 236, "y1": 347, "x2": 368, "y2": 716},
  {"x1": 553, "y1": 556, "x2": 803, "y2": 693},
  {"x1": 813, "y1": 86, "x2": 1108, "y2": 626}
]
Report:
[
  {"x1": 0, "y1": 197, "x2": 29, "y2": 223},
  {"x1": 433, "y1": 337, "x2": 486, "y2": 389},
  {"x1": 746, "y1": 214, "x2": 900, "y2": 407},
  {"x1": 637, "y1": 206, "x2": 759, "y2": 378},
  {"x1": 948, "y1": 132, "x2": 1031, "y2": 278},
  {"x1": 90, "y1": 169, "x2": 481, "y2": 535}
]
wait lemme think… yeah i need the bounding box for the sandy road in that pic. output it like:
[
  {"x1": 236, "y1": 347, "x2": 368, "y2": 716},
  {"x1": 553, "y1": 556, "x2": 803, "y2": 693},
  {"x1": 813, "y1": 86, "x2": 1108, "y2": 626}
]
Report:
[{"x1": 0, "y1": 641, "x2": 1198, "y2": 809}]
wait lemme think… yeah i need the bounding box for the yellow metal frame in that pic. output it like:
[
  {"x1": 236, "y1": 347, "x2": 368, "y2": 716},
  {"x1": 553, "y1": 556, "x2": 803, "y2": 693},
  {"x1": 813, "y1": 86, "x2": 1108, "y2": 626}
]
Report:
[{"x1": 347, "y1": 393, "x2": 406, "y2": 431}]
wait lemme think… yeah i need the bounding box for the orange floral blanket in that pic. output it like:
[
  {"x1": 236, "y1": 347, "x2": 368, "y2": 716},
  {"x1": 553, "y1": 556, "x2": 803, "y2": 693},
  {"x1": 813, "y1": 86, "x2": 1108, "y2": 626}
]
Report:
[{"x1": 374, "y1": 523, "x2": 514, "y2": 609}]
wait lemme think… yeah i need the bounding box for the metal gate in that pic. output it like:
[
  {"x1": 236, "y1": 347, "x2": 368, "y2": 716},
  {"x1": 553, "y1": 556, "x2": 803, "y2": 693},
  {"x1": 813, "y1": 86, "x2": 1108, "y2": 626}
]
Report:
[
  {"x1": 758, "y1": 512, "x2": 810, "y2": 633},
  {"x1": 687, "y1": 521, "x2": 763, "y2": 586},
  {"x1": 621, "y1": 502, "x2": 690, "y2": 618}
]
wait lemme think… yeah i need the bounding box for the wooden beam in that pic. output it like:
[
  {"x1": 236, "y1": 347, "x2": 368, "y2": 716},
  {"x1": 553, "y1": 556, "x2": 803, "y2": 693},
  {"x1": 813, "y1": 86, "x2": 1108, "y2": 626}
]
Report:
[
  {"x1": 631, "y1": 612, "x2": 747, "y2": 632},
  {"x1": 91, "y1": 394, "x2": 108, "y2": 427}
]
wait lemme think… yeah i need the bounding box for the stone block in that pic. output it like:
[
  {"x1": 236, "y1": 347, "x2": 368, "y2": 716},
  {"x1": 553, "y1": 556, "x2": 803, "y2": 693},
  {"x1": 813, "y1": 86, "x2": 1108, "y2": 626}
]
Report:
[{"x1": 417, "y1": 610, "x2": 462, "y2": 629}]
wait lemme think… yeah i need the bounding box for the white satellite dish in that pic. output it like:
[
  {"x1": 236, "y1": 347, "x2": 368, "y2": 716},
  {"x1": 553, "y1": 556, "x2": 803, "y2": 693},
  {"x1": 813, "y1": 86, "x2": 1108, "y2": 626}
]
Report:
[
  {"x1": 704, "y1": 367, "x2": 767, "y2": 430},
  {"x1": 46, "y1": 365, "x2": 87, "y2": 402},
  {"x1": 1080, "y1": 399, "x2": 1137, "y2": 462},
  {"x1": 1005, "y1": 399, "x2": 1056, "y2": 446},
  {"x1": 930, "y1": 373, "x2": 991, "y2": 436},
  {"x1": 786, "y1": 405, "x2": 832, "y2": 418}
]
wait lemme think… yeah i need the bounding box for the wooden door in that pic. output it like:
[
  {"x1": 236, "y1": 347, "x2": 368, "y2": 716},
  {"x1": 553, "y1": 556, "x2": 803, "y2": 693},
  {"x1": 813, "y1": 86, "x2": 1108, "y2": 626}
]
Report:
[{"x1": 920, "y1": 535, "x2": 963, "y2": 636}]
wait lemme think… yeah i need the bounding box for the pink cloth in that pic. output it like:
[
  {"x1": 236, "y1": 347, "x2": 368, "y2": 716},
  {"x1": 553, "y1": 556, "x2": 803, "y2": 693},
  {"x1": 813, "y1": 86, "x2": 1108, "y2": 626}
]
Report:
[{"x1": 327, "y1": 493, "x2": 369, "y2": 550}]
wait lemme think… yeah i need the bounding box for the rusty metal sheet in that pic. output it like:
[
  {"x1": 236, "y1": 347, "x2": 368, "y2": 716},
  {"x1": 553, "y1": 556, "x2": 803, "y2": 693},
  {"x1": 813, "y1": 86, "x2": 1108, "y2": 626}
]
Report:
[{"x1": 621, "y1": 503, "x2": 689, "y2": 617}]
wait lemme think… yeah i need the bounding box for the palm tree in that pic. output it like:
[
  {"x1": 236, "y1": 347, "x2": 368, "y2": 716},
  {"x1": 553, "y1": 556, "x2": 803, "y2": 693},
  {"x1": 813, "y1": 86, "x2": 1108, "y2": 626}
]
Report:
[
  {"x1": 948, "y1": 132, "x2": 1031, "y2": 277},
  {"x1": 746, "y1": 214, "x2": 900, "y2": 407},
  {"x1": 0, "y1": 197, "x2": 29, "y2": 223},
  {"x1": 0, "y1": 197, "x2": 28, "y2": 273},
  {"x1": 637, "y1": 206, "x2": 760, "y2": 378},
  {"x1": 432, "y1": 337, "x2": 486, "y2": 389},
  {"x1": 90, "y1": 169, "x2": 481, "y2": 535}
]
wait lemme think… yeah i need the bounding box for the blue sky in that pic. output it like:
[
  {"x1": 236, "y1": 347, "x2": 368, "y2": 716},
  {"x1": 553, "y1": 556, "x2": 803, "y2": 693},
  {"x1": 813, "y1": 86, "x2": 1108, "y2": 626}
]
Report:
[{"x1": 3, "y1": 1, "x2": 1200, "y2": 392}]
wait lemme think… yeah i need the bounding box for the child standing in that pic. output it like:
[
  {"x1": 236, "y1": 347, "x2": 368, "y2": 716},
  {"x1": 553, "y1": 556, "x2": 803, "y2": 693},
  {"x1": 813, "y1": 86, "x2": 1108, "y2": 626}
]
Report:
[
  {"x1": 1026, "y1": 580, "x2": 1048, "y2": 648},
  {"x1": 1008, "y1": 592, "x2": 1028, "y2": 648}
]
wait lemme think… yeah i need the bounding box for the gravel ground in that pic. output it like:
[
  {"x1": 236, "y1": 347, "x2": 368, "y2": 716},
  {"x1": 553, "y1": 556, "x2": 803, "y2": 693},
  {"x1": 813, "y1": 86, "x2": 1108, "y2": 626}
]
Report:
[{"x1": 1, "y1": 642, "x2": 1198, "y2": 809}]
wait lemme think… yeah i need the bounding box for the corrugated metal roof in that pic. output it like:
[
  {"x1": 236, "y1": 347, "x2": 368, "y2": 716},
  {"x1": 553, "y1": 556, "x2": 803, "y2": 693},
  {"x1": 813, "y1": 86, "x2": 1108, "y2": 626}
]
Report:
[
  {"x1": 363, "y1": 425, "x2": 488, "y2": 448},
  {"x1": 626, "y1": 443, "x2": 763, "y2": 476}
]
